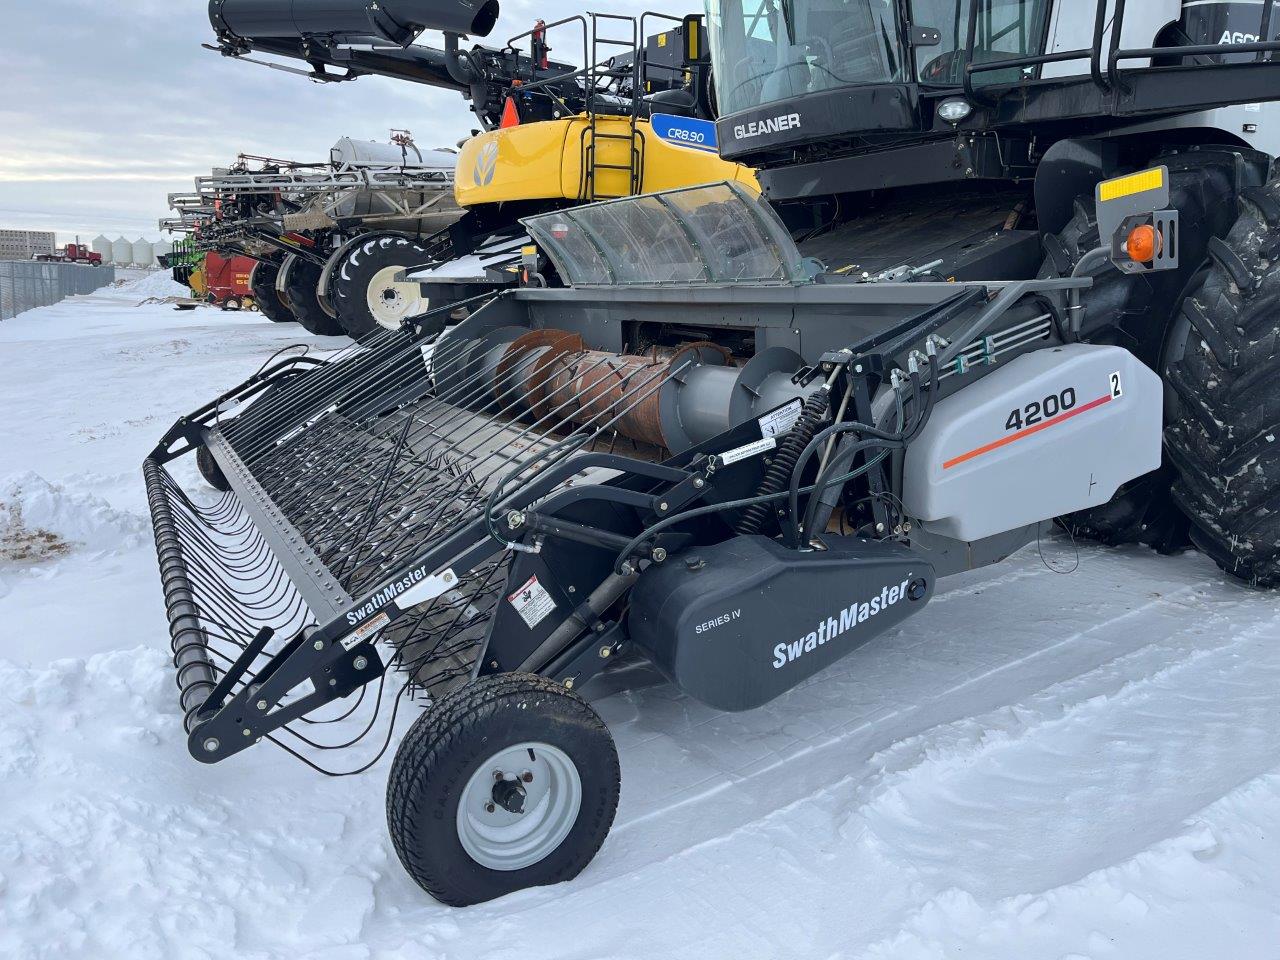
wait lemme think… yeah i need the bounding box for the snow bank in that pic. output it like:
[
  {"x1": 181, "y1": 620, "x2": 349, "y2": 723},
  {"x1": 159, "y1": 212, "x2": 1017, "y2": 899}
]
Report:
[
  {"x1": 120, "y1": 269, "x2": 189, "y2": 299},
  {"x1": 0, "y1": 472, "x2": 146, "y2": 564}
]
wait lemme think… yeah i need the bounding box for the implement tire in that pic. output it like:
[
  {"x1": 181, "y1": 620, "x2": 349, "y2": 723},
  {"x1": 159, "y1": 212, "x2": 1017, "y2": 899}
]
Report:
[
  {"x1": 1164, "y1": 178, "x2": 1280, "y2": 587},
  {"x1": 332, "y1": 234, "x2": 433, "y2": 340},
  {"x1": 196, "y1": 445, "x2": 230, "y2": 492},
  {"x1": 387, "y1": 673, "x2": 619, "y2": 906},
  {"x1": 249, "y1": 261, "x2": 293, "y2": 324}
]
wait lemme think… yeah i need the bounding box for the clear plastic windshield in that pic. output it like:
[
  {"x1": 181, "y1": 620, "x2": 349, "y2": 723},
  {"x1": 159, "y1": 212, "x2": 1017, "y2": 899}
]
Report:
[
  {"x1": 522, "y1": 182, "x2": 807, "y2": 287},
  {"x1": 706, "y1": 0, "x2": 904, "y2": 116}
]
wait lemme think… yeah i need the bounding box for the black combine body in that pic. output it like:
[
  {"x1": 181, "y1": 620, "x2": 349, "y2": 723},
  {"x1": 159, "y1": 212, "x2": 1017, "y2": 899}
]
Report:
[{"x1": 147, "y1": 0, "x2": 1280, "y2": 905}]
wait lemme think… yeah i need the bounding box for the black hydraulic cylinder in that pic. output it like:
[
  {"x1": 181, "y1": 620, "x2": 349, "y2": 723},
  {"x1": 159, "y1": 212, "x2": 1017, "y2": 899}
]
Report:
[{"x1": 209, "y1": 0, "x2": 500, "y2": 44}]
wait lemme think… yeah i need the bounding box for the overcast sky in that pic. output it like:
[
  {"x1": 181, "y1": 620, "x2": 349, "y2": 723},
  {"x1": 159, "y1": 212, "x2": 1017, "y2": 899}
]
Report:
[{"x1": 0, "y1": 0, "x2": 687, "y2": 243}]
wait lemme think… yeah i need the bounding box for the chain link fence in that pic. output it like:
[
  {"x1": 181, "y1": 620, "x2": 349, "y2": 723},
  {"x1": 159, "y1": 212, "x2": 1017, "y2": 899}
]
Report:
[{"x1": 0, "y1": 260, "x2": 117, "y2": 321}]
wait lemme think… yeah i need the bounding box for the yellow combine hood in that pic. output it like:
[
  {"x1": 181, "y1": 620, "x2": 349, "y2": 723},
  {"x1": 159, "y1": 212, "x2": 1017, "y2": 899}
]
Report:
[{"x1": 455, "y1": 116, "x2": 757, "y2": 207}]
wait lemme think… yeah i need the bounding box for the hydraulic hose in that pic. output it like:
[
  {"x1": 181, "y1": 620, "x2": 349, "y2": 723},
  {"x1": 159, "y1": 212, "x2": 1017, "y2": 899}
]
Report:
[{"x1": 734, "y1": 384, "x2": 833, "y2": 536}]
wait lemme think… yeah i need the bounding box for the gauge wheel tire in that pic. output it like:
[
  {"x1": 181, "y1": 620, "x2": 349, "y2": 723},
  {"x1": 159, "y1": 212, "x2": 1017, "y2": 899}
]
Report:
[
  {"x1": 332, "y1": 235, "x2": 433, "y2": 340},
  {"x1": 387, "y1": 673, "x2": 620, "y2": 907},
  {"x1": 196, "y1": 445, "x2": 230, "y2": 492},
  {"x1": 249, "y1": 261, "x2": 294, "y2": 324},
  {"x1": 1164, "y1": 181, "x2": 1280, "y2": 588},
  {"x1": 223, "y1": 295, "x2": 243, "y2": 311},
  {"x1": 1046, "y1": 150, "x2": 1245, "y2": 551},
  {"x1": 283, "y1": 258, "x2": 345, "y2": 336}
]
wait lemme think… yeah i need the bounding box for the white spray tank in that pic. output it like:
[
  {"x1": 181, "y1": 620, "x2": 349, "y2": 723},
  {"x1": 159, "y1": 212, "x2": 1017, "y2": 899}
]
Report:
[{"x1": 324, "y1": 137, "x2": 462, "y2": 235}]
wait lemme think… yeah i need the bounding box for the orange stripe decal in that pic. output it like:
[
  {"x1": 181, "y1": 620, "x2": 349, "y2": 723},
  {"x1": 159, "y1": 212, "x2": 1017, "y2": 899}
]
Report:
[{"x1": 943, "y1": 394, "x2": 1113, "y2": 470}]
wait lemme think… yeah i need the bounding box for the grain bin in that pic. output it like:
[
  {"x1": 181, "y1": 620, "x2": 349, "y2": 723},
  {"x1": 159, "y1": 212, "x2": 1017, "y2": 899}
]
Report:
[
  {"x1": 132, "y1": 238, "x2": 154, "y2": 267},
  {"x1": 111, "y1": 237, "x2": 132, "y2": 265}
]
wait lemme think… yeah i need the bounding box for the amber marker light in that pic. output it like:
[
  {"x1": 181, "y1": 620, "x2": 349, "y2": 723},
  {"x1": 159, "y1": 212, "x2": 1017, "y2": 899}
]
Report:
[{"x1": 1125, "y1": 223, "x2": 1159, "y2": 263}]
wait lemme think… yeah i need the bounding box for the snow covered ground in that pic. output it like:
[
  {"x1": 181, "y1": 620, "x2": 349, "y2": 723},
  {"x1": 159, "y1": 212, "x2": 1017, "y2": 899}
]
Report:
[{"x1": 2, "y1": 278, "x2": 1280, "y2": 959}]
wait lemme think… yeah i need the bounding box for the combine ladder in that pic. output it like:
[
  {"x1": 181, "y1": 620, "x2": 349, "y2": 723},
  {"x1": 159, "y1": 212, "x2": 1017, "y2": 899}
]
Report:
[{"x1": 581, "y1": 13, "x2": 642, "y2": 200}]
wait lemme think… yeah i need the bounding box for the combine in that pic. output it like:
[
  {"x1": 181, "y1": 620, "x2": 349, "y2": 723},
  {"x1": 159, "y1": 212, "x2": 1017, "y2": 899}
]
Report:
[
  {"x1": 201, "y1": 1, "x2": 750, "y2": 336},
  {"x1": 145, "y1": 0, "x2": 1280, "y2": 906}
]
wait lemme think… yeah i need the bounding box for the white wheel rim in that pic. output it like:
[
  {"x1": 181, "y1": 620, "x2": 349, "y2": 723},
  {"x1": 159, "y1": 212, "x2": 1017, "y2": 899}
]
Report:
[
  {"x1": 366, "y1": 265, "x2": 425, "y2": 331},
  {"x1": 456, "y1": 742, "x2": 582, "y2": 872}
]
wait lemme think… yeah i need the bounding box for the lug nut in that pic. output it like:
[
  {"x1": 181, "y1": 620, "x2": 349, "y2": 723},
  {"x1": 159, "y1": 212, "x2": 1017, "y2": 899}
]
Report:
[
  {"x1": 485, "y1": 802, "x2": 496, "y2": 813},
  {"x1": 521, "y1": 771, "x2": 534, "y2": 783}
]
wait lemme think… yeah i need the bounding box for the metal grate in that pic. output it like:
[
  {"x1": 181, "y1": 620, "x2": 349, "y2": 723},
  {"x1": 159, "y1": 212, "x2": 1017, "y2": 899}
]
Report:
[{"x1": 146, "y1": 319, "x2": 688, "y2": 766}]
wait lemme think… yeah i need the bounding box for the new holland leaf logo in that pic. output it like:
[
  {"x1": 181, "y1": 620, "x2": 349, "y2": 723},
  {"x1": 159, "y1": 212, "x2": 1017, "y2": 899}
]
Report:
[{"x1": 473, "y1": 141, "x2": 499, "y2": 187}]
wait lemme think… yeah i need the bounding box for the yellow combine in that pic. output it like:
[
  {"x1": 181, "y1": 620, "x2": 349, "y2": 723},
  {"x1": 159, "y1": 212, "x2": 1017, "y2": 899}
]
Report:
[{"x1": 455, "y1": 116, "x2": 756, "y2": 206}]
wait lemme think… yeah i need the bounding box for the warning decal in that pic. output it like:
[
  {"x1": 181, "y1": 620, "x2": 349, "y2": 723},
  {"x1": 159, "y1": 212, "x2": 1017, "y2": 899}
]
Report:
[
  {"x1": 508, "y1": 574, "x2": 557, "y2": 630},
  {"x1": 340, "y1": 611, "x2": 390, "y2": 650},
  {"x1": 759, "y1": 399, "x2": 803, "y2": 438}
]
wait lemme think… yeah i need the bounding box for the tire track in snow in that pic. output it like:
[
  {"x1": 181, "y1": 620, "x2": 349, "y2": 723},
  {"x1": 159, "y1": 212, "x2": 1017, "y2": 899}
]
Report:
[
  {"x1": 410, "y1": 570, "x2": 1280, "y2": 960},
  {"x1": 365, "y1": 554, "x2": 1280, "y2": 960}
]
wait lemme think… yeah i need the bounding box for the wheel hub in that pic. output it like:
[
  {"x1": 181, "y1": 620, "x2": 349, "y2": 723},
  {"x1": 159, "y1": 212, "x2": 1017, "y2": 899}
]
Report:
[
  {"x1": 365, "y1": 264, "x2": 425, "y2": 331},
  {"x1": 491, "y1": 775, "x2": 527, "y2": 814},
  {"x1": 456, "y1": 742, "x2": 581, "y2": 871}
]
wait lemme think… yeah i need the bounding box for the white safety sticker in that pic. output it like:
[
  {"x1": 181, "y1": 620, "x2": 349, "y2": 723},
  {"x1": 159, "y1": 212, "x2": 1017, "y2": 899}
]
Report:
[
  {"x1": 340, "y1": 611, "x2": 390, "y2": 650},
  {"x1": 759, "y1": 399, "x2": 803, "y2": 438},
  {"x1": 508, "y1": 574, "x2": 556, "y2": 630},
  {"x1": 717, "y1": 435, "x2": 777, "y2": 467}
]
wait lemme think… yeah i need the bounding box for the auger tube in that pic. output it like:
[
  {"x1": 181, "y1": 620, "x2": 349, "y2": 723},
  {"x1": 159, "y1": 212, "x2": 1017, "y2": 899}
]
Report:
[{"x1": 209, "y1": 0, "x2": 501, "y2": 44}]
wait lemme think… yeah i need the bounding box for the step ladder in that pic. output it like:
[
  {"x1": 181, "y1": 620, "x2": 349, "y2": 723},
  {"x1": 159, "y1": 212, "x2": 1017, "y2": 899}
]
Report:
[{"x1": 581, "y1": 12, "x2": 642, "y2": 201}]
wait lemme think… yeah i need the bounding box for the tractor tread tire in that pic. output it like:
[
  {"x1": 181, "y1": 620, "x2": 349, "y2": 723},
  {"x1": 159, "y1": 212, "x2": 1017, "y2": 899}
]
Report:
[
  {"x1": 283, "y1": 259, "x2": 345, "y2": 337},
  {"x1": 249, "y1": 262, "x2": 294, "y2": 324},
  {"x1": 1050, "y1": 150, "x2": 1247, "y2": 552},
  {"x1": 386, "y1": 672, "x2": 619, "y2": 907},
  {"x1": 1164, "y1": 181, "x2": 1280, "y2": 588},
  {"x1": 332, "y1": 234, "x2": 433, "y2": 340}
]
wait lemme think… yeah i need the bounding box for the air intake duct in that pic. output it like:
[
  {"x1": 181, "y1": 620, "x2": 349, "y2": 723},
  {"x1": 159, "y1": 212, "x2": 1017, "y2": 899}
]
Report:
[{"x1": 209, "y1": 0, "x2": 500, "y2": 44}]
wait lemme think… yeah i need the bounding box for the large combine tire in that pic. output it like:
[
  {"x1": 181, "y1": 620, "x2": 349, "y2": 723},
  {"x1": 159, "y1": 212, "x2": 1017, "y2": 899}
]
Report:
[
  {"x1": 1045, "y1": 149, "x2": 1249, "y2": 550},
  {"x1": 386, "y1": 673, "x2": 620, "y2": 906},
  {"x1": 249, "y1": 261, "x2": 294, "y2": 324},
  {"x1": 282, "y1": 256, "x2": 345, "y2": 337},
  {"x1": 332, "y1": 234, "x2": 433, "y2": 339},
  {"x1": 1164, "y1": 180, "x2": 1280, "y2": 587}
]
